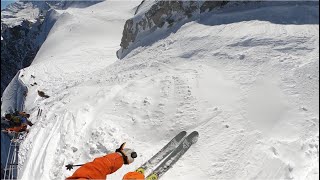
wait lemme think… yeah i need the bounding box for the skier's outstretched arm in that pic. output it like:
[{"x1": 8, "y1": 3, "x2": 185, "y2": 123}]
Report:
[
  {"x1": 66, "y1": 143, "x2": 138, "y2": 180},
  {"x1": 66, "y1": 152, "x2": 124, "y2": 179}
]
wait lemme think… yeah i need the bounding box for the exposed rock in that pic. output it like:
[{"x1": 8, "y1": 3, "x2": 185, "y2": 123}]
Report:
[
  {"x1": 117, "y1": 1, "x2": 230, "y2": 59},
  {"x1": 200, "y1": 1, "x2": 228, "y2": 13},
  {"x1": 37, "y1": 90, "x2": 50, "y2": 98}
]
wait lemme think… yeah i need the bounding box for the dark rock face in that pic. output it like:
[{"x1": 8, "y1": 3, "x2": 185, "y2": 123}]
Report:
[
  {"x1": 200, "y1": 1, "x2": 229, "y2": 13},
  {"x1": 120, "y1": 19, "x2": 135, "y2": 51},
  {"x1": 1, "y1": 23, "x2": 36, "y2": 91},
  {"x1": 117, "y1": 1, "x2": 229, "y2": 58}
]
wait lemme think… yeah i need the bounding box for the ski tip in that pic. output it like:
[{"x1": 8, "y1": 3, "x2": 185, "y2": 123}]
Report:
[
  {"x1": 190, "y1": 131, "x2": 199, "y2": 143},
  {"x1": 180, "y1": 131, "x2": 187, "y2": 135},
  {"x1": 189, "y1": 131, "x2": 199, "y2": 136}
]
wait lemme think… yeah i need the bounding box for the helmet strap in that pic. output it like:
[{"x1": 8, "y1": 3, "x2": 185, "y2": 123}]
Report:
[{"x1": 116, "y1": 143, "x2": 129, "y2": 164}]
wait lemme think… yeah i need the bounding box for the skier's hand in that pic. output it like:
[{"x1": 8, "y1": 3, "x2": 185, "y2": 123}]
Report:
[{"x1": 116, "y1": 143, "x2": 137, "y2": 165}]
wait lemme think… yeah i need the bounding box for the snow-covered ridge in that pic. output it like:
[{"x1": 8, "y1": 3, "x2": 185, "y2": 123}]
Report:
[
  {"x1": 1, "y1": 70, "x2": 27, "y2": 115},
  {"x1": 117, "y1": 1, "x2": 319, "y2": 59}
]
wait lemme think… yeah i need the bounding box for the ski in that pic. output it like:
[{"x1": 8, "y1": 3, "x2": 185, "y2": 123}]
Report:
[
  {"x1": 146, "y1": 131, "x2": 199, "y2": 180},
  {"x1": 136, "y1": 131, "x2": 187, "y2": 175}
]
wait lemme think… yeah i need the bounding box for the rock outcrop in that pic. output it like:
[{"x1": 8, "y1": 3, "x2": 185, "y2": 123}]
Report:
[{"x1": 117, "y1": 1, "x2": 229, "y2": 59}]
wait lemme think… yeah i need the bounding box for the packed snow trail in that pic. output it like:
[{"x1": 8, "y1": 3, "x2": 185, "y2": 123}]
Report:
[{"x1": 6, "y1": 1, "x2": 318, "y2": 180}]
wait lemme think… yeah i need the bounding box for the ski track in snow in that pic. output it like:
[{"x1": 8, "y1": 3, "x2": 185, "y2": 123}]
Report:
[{"x1": 3, "y1": 1, "x2": 317, "y2": 180}]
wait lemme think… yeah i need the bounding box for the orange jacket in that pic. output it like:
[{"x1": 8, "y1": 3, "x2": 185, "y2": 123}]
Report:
[
  {"x1": 66, "y1": 153, "x2": 145, "y2": 180},
  {"x1": 6, "y1": 124, "x2": 27, "y2": 132},
  {"x1": 122, "y1": 171, "x2": 145, "y2": 180},
  {"x1": 66, "y1": 153, "x2": 123, "y2": 179}
]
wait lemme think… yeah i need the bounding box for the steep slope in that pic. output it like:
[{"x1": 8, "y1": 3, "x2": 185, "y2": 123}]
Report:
[
  {"x1": 1, "y1": 1, "x2": 318, "y2": 180},
  {"x1": 15, "y1": 1, "x2": 140, "y2": 179}
]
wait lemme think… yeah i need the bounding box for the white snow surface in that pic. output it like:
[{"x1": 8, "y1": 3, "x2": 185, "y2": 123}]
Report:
[
  {"x1": 1, "y1": 70, "x2": 27, "y2": 114},
  {"x1": 3, "y1": 1, "x2": 318, "y2": 180}
]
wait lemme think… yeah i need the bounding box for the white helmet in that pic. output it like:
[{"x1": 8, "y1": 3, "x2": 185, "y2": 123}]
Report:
[{"x1": 116, "y1": 143, "x2": 137, "y2": 164}]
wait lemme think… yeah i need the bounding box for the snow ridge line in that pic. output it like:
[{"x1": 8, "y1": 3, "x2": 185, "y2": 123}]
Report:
[
  {"x1": 17, "y1": 71, "x2": 28, "y2": 112},
  {"x1": 1, "y1": 70, "x2": 29, "y2": 180}
]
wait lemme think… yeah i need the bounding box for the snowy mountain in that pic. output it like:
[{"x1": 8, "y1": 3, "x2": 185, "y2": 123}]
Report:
[
  {"x1": 1, "y1": 1, "x2": 100, "y2": 95},
  {"x1": 1, "y1": 0, "x2": 319, "y2": 180}
]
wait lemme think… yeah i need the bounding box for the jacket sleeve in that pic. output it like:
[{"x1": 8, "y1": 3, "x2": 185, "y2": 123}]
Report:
[
  {"x1": 6, "y1": 124, "x2": 27, "y2": 132},
  {"x1": 66, "y1": 153, "x2": 124, "y2": 179}
]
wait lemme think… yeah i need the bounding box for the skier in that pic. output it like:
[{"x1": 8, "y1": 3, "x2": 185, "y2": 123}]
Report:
[
  {"x1": 17, "y1": 112, "x2": 33, "y2": 126},
  {"x1": 3, "y1": 112, "x2": 33, "y2": 127},
  {"x1": 1, "y1": 124, "x2": 28, "y2": 133},
  {"x1": 2, "y1": 113, "x2": 30, "y2": 133},
  {"x1": 66, "y1": 143, "x2": 145, "y2": 180},
  {"x1": 3, "y1": 114, "x2": 22, "y2": 127}
]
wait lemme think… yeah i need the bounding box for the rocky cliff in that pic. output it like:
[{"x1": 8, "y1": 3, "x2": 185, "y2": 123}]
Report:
[{"x1": 117, "y1": 1, "x2": 229, "y2": 59}]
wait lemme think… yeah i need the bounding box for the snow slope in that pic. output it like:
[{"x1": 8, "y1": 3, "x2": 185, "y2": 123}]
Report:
[
  {"x1": 3, "y1": 1, "x2": 318, "y2": 180},
  {"x1": 1, "y1": 70, "x2": 27, "y2": 114}
]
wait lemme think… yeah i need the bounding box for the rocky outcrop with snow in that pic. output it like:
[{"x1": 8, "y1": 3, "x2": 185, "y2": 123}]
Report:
[{"x1": 117, "y1": 1, "x2": 229, "y2": 58}]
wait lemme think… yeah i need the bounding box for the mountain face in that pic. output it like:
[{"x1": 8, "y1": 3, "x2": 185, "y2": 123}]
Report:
[
  {"x1": 1, "y1": 1, "x2": 101, "y2": 96},
  {"x1": 0, "y1": 1, "x2": 319, "y2": 180},
  {"x1": 117, "y1": 1, "x2": 319, "y2": 59},
  {"x1": 117, "y1": 1, "x2": 230, "y2": 58}
]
